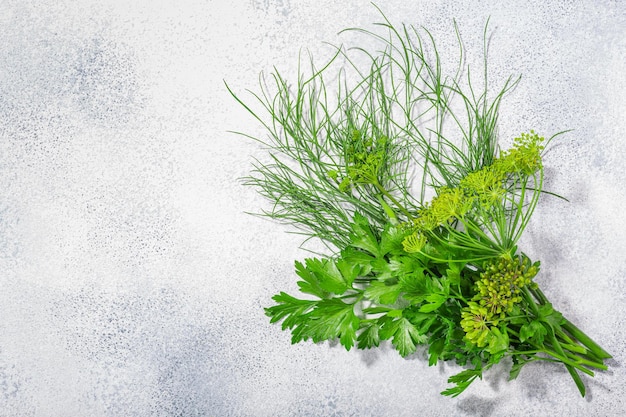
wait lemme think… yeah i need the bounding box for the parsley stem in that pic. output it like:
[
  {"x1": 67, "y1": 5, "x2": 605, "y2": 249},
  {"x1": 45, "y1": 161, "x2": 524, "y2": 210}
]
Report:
[
  {"x1": 559, "y1": 342, "x2": 588, "y2": 355},
  {"x1": 522, "y1": 286, "x2": 587, "y2": 395},
  {"x1": 562, "y1": 319, "x2": 612, "y2": 360},
  {"x1": 548, "y1": 324, "x2": 586, "y2": 395},
  {"x1": 564, "y1": 351, "x2": 608, "y2": 371},
  {"x1": 531, "y1": 287, "x2": 612, "y2": 360}
]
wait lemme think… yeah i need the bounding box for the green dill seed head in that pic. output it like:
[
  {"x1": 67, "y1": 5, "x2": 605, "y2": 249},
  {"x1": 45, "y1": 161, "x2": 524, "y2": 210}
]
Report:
[
  {"x1": 461, "y1": 301, "x2": 493, "y2": 347},
  {"x1": 472, "y1": 255, "x2": 539, "y2": 319},
  {"x1": 460, "y1": 254, "x2": 541, "y2": 347}
]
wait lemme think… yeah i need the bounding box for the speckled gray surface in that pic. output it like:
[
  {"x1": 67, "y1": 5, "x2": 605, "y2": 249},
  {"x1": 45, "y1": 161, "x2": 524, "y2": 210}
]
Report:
[{"x1": 0, "y1": 1, "x2": 625, "y2": 416}]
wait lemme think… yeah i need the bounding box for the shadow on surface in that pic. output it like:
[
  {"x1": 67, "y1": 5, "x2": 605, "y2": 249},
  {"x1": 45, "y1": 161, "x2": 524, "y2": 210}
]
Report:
[{"x1": 456, "y1": 395, "x2": 497, "y2": 417}]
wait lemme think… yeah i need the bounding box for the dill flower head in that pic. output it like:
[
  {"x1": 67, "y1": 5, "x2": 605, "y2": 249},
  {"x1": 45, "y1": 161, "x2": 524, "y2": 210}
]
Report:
[
  {"x1": 428, "y1": 187, "x2": 474, "y2": 225},
  {"x1": 460, "y1": 301, "x2": 494, "y2": 347},
  {"x1": 334, "y1": 130, "x2": 390, "y2": 189},
  {"x1": 495, "y1": 131, "x2": 545, "y2": 175},
  {"x1": 460, "y1": 166, "x2": 506, "y2": 209},
  {"x1": 412, "y1": 205, "x2": 439, "y2": 231},
  {"x1": 461, "y1": 255, "x2": 539, "y2": 346},
  {"x1": 475, "y1": 255, "x2": 539, "y2": 316},
  {"x1": 401, "y1": 230, "x2": 427, "y2": 253},
  {"x1": 347, "y1": 152, "x2": 384, "y2": 184}
]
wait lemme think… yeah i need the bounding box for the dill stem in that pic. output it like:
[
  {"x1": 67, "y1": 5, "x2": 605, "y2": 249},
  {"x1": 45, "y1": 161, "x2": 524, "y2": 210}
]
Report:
[{"x1": 372, "y1": 180, "x2": 413, "y2": 220}]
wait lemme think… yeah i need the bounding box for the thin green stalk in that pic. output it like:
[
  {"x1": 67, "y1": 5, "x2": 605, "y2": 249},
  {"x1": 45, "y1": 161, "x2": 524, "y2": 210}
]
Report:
[
  {"x1": 373, "y1": 180, "x2": 413, "y2": 219},
  {"x1": 564, "y1": 351, "x2": 608, "y2": 371},
  {"x1": 522, "y1": 287, "x2": 586, "y2": 396},
  {"x1": 548, "y1": 326, "x2": 587, "y2": 396},
  {"x1": 562, "y1": 319, "x2": 612, "y2": 360},
  {"x1": 531, "y1": 287, "x2": 612, "y2": 360}
]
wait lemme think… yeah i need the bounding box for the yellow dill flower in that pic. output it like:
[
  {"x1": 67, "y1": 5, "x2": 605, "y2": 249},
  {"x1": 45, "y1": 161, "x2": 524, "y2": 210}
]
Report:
[
  {"x1": 495, "y1": 131, "x2": 545, "y2": 175},
  {"x1": 412, "y1": 205, "x2": 439, "y2": 231},
  {"x1": 429, "y1": 187, "x2": 474, "y2": 225},
  {"x1": 460, "y1": 166, "x2": 507, "y2": 208},
  {"x1": 402, "y1": 230, "x2": 427, "y2": 253}
]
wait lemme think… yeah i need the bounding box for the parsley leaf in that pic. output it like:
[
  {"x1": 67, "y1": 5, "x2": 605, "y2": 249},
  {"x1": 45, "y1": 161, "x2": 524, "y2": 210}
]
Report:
[
  {"x1": 350, "y1": 213, "x2": 380, "y2": 257},
  {"x1": 519, "y1": 320, "x2": 547, "y2": 344},
  {"x1": 266, "y1": 292, "x2": 315, "y2": 329},
  {"x1": 441, "y1": 368, "x2": 483, "y2": 397},
  {"x1": 308, "y1": 299, "x2": 360, "y2": 350},
  {"x1": 380, "y1": 316, "x2": 428, "y2": 357},
  {"x1": 363, "y1": 280, "x2": 402, "y2": 305},
  {"x1": 300, "y1": 257, "x2": 353, "y2": 295},
  {"x1": 357, "y1": 321, "x2": 381, "y2": 349}
]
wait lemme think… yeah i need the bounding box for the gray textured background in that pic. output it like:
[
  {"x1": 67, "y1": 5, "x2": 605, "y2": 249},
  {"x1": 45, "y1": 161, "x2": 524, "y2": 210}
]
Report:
[{"x1": 1, "y1": 1, "x2": 625, "y2": 416}]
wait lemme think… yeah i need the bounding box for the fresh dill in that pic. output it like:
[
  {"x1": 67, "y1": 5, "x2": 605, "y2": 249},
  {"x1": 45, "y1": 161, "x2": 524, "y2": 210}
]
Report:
[{"x1": 228, "y1": 8, "x2": 611, "y2": 397}]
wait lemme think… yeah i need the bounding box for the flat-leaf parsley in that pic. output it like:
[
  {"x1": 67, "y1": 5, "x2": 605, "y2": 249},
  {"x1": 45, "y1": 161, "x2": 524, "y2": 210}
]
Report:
[{"x1": 228, "y1": 8, "x2": 611, "y2": 397}]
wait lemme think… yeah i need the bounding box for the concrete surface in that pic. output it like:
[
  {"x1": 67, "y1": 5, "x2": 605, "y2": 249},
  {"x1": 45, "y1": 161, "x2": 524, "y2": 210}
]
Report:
[{"x1": 1, "y1": 1, "x2": 624, "y2": 416}]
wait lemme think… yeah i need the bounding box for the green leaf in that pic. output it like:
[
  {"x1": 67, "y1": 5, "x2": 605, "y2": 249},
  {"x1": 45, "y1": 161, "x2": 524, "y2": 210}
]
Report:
[
  {"x1": 290, "y1": 321, "x2": 312, "y2": 344},
  {"x1": 336, "y1": 257, "x2": 359, "y2": 286},
  {"x1": 357, "y1": 321, "x2": 381, "y2": 349},
  {"x1": 538, "y1": 303, "x2": 553, "y2": 317},
  {"x1": 350, "y1": 213, "x2": 381, "y2": 256},
  {"x1": 265, "y1": 292, "x2": 316, "y2": 328},
  {"x1": 419, "y1": 293, "x2": 447, "y2": 313},
  {"x1": 362, "y1": 306, "x2": 393, "y2": 315},
  {"x1": 340, "y1": 246, "x2": 375, "y2": 276},
  {"x1": 398, "y1": 270, "x2": 429, "y2": 304},
  {"x1": 509, "y1": 357, "x2": 532, "y2": 381},
  {"x1": 308, "y1": 299, "x2": 360, "y2": 350},
  {"x1": 519, "y1": 320, "x2": 547, "y2": 344},
  {"x1": 393, "y1": 318, "x2": 425, "y2": 357},
  {"x1": 389, "y1": 254, "x2": 424, "y2": 277},
  {"x1": 370, "y1": 257, "x2": 395, "y2": 281},
  {"x1": 304, "y1": 258, "x2": 350, "y2": 294},
  {"x1": 266, "y1": 293, "x2": 361, "y2": 350},
  {"x1": 445, "y1": 261, "x2": 464, "y2": 286},
  {"x1": 369, "y1": 254, "x2": 424, "y2": 282},
  {"x1": 379, "y1": 224, "x2": 408, "y2": 255},
  {"x1": 441, "y1": 368, "x2": 482, "y2": 397},
  {"x1": 507, "y1": 305, "x2": 526, "y2": 325},
  {"x1": 406, "y1": 311, "x2": 437, "y2": 334},
  {"x1": 428, "y1": 338, "x2": 446, "y2": 366},
  {"x1": 487, "y1": 327, "x2": 509, "y2": 355},
  {"x1": 386, "y1": 309, "x2": 404, "y2": 318},
  {"x1": 381, "y1": 316, "x2": 427, "y2": 357},
  {"x1": 538, "y1": 303, "x2": 564, "y2": 328},
  {"x1": 265, "y1": 292, "x2": 318, "y2": 344},
  {"x1": 364, "y1": 280, "x2": 402, "y2": 305},
  {"x1": 295, "y1": 261, "x2": 328, "y2": 298}
]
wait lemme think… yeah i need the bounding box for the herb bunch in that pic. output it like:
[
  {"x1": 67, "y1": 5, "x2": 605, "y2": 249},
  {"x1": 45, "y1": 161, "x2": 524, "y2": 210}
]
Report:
[{"x1": 228, "y1": 11, "x2": 611, "y2": 397}]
